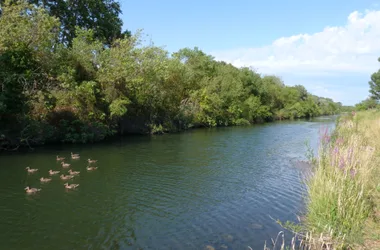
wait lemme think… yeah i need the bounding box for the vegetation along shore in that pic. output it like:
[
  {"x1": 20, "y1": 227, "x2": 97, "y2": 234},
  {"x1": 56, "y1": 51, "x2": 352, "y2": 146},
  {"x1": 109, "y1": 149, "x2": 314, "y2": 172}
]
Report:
[
  {"x1": 267, "y1": 56, "x2": 380, "y2": 249},
  {"x1": 0, "y1": 1, "x2": 350, "y2": 151}
]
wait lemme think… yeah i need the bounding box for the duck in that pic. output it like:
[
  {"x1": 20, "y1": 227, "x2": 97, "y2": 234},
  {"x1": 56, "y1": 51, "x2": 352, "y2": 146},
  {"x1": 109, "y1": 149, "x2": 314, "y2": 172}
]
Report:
[
  {"x1": 40, "y1": 177, "x2": 52, "y2": 183},
  {"x1": 68, "y1": 169, "x2": 80, "y2": 175},
  {"x1": 61, "y1": 162, "x2": 71, "y2": 168},
  {"x1": 26, "y1": 167, "x2": 38, "y2": 173},
  {"x1": 64, "y1": 183, "x2": 79, "y2": 189},
  {"x1": 49, "y1": 170, "x2": 60, "y2": 175},
  {"x1": 71, "y1": 154, "x2": 80, "y2": 160},
  {"x1": 87, "y1": 158, "x2": 98, "y2": 164},
  {"x1": 25, "y1": 186, "x2": 41, "y2": 194},
  {"x1": 71, "y1": 152, "x2": 80, "y2": 158},
  {"x1": 86, "y1": 166, "x2": 98, "y2": 171},
  {"x1": 60, "y1": 174, "x2": 74, "y2": 180},
  {"x1": 56, "y1": 155, "x2": 65, "y2": 161}
]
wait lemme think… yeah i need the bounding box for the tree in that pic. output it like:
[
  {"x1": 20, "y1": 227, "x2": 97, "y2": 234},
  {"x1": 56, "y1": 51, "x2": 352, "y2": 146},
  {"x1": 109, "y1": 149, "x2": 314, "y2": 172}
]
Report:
[
  {"x1": 355, "y1": 98, "x2": 378, "y2": 111},
  {"x1": 0, "y1": 1, "x2": 59, "y2": 119},
  {"x1": 294, "y1": 85, "x2": 308, "y2": 100},
  {"x1": 0, "y1": 0, "x2": 129, "y2": 46},
  {"x1": 369, "y1": 57, "x2": 380, "y2": 100}
]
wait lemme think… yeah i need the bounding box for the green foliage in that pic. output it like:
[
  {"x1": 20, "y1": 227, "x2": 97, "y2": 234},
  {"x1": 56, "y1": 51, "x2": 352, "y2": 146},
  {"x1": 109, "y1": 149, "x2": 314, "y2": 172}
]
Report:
[
  {"x1": 0, "y1": 0, "x2": 59, "y2": 131},
  {"x1": 303, "y1": 112, "x2": 380, "y2": 248},
  {"x1": 0, "y1": 0, "x2": 128, "y2": 46},
  {"x1": 0, "y1": 1, "x2": 342, "y2": 149},
  {"x1": 340, "y1": 105, "x2": 355, "y2": 113},
  {"x1": 0, "y1": 0, "x2": 60, "y2": 52},
  {"x1": 58, "y1": 119, "x2": 113, "y2": 143},
  {"x1": 355, "y1": 97, "x2": 378, "y2": 111},
  {"x1": 369, "y1": 57, "x2": 380, "y2": 100},
  {"x1": 109, "y1": 98, "x2": 130, "y2": 118}
]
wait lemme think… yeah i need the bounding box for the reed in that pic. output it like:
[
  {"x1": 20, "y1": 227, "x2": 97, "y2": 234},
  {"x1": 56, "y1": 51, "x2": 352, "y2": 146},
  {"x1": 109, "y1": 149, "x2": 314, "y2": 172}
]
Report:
[
  {"x1": 266, "y1": 111, "x2": 380, "y2": 249},
  {"x1": 306, "y1": 111, "x2": 380, "y2": 249}
]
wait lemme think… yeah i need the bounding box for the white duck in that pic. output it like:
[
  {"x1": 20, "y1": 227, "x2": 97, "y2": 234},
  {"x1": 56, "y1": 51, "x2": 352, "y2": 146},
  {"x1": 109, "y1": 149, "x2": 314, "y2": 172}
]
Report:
[
  {"x1": 49, "y1": 170, "x2": 60, "y2": 175},
  {"x1": 87, "y1": 158, "x2": 98, "y2": 164},
  {"x1": 40, "y1": 177, "x2": 52, "y2": 183},
  {"x1": 56, "y1": 155, "x2": 65, "y2": 161},
  {"x1": 26, "y1": 167, "x2": 38, "y2": 173},
  {"x1": 25, "y1": 186, "x2": 41, "y2": 194},
  {"x1": 61, "y1": 162, "x2": 71, "y2": 168},
  {"x1": 71, "y1": 152, "x2": 80, "y2": 159},
  {"x1": 64, "y1": 183, "x2": 79, "y2": 189},
  {"x1": 60, "y1": 174, "x2": 74, "y2": 180},
  {"x1": 68, "y1": 169, "x2": 80, "y2": 175}
]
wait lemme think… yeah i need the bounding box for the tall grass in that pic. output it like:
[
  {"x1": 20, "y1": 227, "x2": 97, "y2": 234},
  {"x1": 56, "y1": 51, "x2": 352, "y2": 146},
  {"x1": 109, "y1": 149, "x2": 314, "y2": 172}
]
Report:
[
  {"x1": 305, "y1": 111, "x2": 380, "y2": 248},
  {"x1": 264, "y1": 111, "x2": 380, "y2": 250}
]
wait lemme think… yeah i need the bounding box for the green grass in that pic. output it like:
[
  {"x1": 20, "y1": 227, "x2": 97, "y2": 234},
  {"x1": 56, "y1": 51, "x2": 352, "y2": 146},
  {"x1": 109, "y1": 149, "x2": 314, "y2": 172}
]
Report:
[
  {"x1": 304, "y1": 111, "x2": 380, "y2": 249},
  {"x1": 264, "y1": 111, "x2": 380, "y2": 250}
]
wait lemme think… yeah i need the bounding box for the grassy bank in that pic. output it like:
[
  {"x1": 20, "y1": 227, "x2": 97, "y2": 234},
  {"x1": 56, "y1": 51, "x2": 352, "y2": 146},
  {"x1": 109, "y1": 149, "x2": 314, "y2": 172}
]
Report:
[
  {"x1": 265, "y1": 111, "x2": 380, "y2": 250},
  {"x1": 290, "y1": 111, "x2": 380, "y2": 249}
]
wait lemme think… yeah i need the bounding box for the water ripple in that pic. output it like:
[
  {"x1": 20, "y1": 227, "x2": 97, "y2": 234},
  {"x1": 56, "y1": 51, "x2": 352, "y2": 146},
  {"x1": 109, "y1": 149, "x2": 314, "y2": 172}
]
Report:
[{"x1": 0, "y1": 118, "x2": 336, "y2": 250}]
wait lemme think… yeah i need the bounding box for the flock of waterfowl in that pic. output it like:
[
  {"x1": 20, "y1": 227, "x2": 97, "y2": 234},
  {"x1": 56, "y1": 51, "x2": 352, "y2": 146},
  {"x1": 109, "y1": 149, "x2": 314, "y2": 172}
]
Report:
[{"x1": 24, "y1": 152, "x2": 98, "y2": 194}]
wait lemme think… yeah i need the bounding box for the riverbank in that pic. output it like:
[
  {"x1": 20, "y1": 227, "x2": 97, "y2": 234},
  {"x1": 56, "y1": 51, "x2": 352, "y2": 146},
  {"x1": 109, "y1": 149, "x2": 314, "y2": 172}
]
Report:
[
  {"x1": 0, "y1": 114, "x2": 338, "y2": 152},
  {"x1": 0, "y1": 2, "x2": 346, "y2": 152},
  {"x1": 293, "y1": 110, "x2": 380, "y2": 249}
]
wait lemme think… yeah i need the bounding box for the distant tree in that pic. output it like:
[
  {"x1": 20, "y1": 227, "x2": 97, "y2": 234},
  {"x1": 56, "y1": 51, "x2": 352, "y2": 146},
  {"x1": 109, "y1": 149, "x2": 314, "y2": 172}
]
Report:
[
  {"x1": 369, "y1": 57, "x2": 380, "y2": 100},
  {"x1": 355, "y1": 98, "x2": 378, "y2": 111},
  {"x1": 340, "y1": 106, "x2": 355, "y2": 112}
]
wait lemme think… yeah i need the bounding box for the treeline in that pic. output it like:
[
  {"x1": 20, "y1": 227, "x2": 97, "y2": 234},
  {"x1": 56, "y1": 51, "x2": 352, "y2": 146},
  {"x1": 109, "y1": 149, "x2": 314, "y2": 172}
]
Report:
[
  {"x1": 0, "y1": 1, "x2": 343, "y2": 149},
  {"x1": 355, "y1": 98, "x2": 378, "y2": 111}
]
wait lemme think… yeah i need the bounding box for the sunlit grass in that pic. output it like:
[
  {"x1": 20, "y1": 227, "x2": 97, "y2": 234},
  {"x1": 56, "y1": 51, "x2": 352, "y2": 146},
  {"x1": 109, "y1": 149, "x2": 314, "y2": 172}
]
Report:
[
  {"x1": 265, "y1": 111, "x2": 380, "y2": 250},
  {"x1": 305, "y1": 111, "x2": 380, "y2": 249}
]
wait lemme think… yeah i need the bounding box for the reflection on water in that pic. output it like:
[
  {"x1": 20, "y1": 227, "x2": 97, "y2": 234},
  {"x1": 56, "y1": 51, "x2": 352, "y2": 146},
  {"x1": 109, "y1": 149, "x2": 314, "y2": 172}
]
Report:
[{"x1": 0, "y1": 117, "x2": 336, "y2": 249}]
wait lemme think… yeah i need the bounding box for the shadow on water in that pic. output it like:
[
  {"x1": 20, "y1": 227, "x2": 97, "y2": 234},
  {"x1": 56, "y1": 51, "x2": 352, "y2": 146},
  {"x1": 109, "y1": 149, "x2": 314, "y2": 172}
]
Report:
[{"x1": 0, "y1": 116, "x2": 337, "y2": 250}]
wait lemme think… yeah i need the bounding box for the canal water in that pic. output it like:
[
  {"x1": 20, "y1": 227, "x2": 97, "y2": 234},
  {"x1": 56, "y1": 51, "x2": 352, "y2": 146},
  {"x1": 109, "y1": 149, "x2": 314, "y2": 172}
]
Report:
[{"x1": 0, "y1": 117, "x2": 335, "y2": 250}]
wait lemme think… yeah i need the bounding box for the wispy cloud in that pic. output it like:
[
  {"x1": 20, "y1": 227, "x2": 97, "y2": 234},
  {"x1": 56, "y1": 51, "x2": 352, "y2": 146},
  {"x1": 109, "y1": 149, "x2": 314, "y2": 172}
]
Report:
[{"x1": 211, "y1": 10, "x2": 380, "y2": 76}]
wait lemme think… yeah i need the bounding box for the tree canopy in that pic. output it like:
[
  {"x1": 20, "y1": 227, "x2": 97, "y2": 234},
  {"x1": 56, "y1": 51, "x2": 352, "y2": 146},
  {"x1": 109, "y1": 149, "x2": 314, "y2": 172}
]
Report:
[
  {"x1": 0, "y1": 0, "x2": 129, "y2": 46},
  {"x1": 369, "y1": 57, "x2": 380, "y2": 100},
  {"x1": 355, "y1": 98, "x2": 378, "y2": 111}
]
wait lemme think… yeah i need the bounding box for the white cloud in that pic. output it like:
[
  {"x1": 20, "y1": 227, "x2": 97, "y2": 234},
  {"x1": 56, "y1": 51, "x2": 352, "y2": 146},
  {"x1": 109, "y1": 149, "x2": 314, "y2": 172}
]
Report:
[
  {"x1": 303, "y1": 82, "x2": 346, "y2": 102},
  {"x1": 211, "y1": 10, "x2": 380, "y2": 75}
]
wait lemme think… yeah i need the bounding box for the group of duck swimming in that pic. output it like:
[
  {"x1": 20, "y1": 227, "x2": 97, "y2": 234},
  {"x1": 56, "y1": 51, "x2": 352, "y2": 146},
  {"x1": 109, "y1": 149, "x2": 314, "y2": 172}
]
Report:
[{"x1": 24, "y1": 152, "x2": 98, "y2": 194}]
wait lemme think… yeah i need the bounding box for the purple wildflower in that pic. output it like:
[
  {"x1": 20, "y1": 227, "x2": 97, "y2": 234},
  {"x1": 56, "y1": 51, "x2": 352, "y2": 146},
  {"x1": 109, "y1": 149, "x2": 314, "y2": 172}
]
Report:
[
  {"x1": 324, "y1": 135, "x2": 331, "y2": 144},
  {"x1": 332, "y1": 146, "x2": 339, "y2": 165},
  {"x1": 350, "y1": 169, "x2": 357, "y2": 178},
  {"x1": 347, "y1": 148, "x2": 354, "y2": 165},
  {"x1": 339, "y1": 157, "x2": 345, "y2": 170},
  {"x1": 333, "y1": 146, "x2": 339, "y2": 154}
]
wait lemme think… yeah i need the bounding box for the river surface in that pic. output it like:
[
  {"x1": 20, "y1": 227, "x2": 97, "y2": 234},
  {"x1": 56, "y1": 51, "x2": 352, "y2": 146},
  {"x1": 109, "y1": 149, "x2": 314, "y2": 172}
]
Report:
[{"x1": 0, "y1": 117, "x2": 335, "y2": 250}]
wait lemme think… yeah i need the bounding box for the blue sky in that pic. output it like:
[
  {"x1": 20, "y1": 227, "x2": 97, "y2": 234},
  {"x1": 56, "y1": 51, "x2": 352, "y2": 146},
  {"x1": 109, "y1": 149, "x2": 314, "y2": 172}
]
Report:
[{"x1": 120, "y1": 0, "x2": 380, "y2": 105}]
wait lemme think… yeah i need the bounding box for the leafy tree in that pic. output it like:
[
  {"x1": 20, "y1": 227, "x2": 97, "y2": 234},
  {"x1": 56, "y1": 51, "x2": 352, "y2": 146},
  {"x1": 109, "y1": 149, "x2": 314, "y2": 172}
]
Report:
[
  {"x1": 369, "y1": 58, "x2": 380, "y2": 100},
  {"x1": 0, "y1": 0, "x2": 128, "y2": 46},
  {"x1": 294, "y1": 85, "x2": 308, "y2": 100},
  {"x1": 0, "y1": 0, "x2": 59, "y2": 118},
  {"x1": 355, "y1": 98, "x2": 378, "y2": 111}
]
